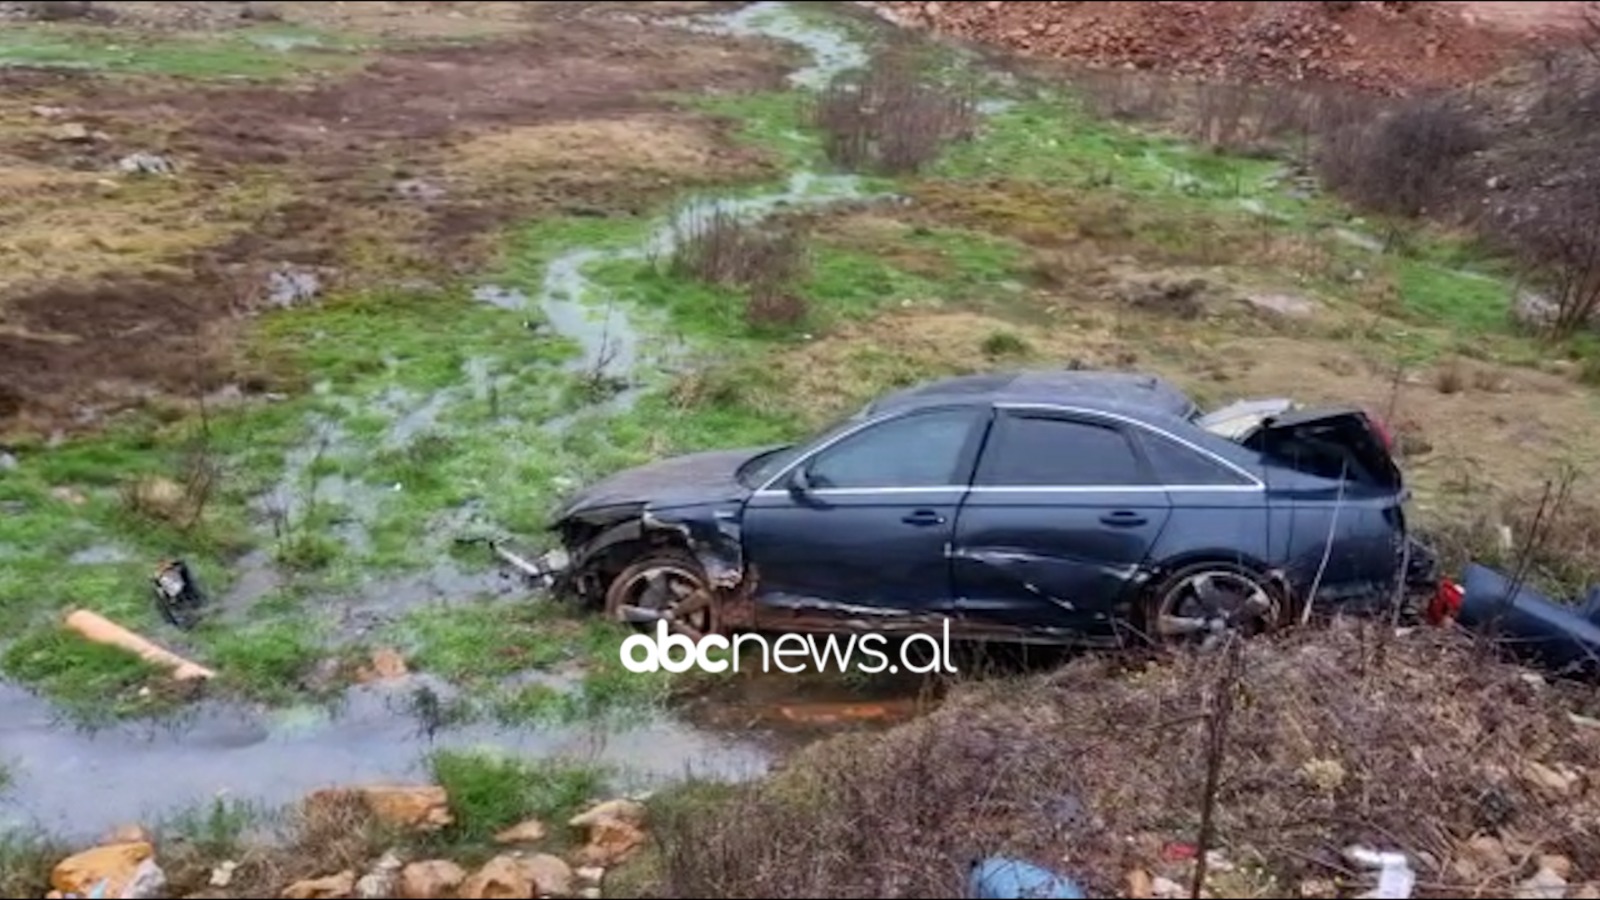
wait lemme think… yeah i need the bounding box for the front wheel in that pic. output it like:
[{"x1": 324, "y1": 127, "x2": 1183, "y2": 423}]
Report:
[
  {"x1": 1141, "y1": 562, "x2": 1290, "y2": 648},
  {"x1": 603, "y1": 548, "x2": 721, "y2": 641}
]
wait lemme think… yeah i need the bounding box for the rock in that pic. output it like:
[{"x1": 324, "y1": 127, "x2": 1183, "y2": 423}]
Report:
[
  {"x1": 1300, "y1": 758, "x2": 1346, "y2": 792},
  {"x1": 572, "y1": 819, "x2": 647, "y2": 868},
  {"x1": 579, "y1": 889, "x2": 600, "y2": 900},
  {"x1": 394, "y1": 178, "x2": 446, "y2": 202},
  {"x1": 240, "y1": 0, "x2": 282, "y2": 20},
  {"x1": 100, "y1": 824, "x2": 152, "y2": 845},
  {"x1": 458, "y1": 855, "x2": 533, "y2": 900},
  {"x1": 575, "y1": 867, "x2": 605, "y2": 884},
  {"x1": 31, "y1": 104, "x2": 68, "y2": 118},
  {"x1": 0, "y1": 451, "x2": 15, "y2": 470},
  {"x1": 51, "y1": 842, "x2": 154, "y2": 897},
  {"x1": 1518, "y1": 867, "x2": 1569, "y2": 900},
  {"x1": 521, "y1": 854, "x2": 573, "y2": 897},
  {"x1": 569, "y1": 799, "x2": 647, "y2": 830},
  {"x1": 357, "y1": 647, "x2": 410, "y2": 683},
  {"x1": 117, "y1": 153, "x2": 176, "y2": 176},
  {"x1": 1535, "y1": 855, "x2": 1573, "y2": 881},
  {"x1": 1151, "y1": 876, "x2": 1186, "y2": 899},
  {"x1": 309, "y1": 785, "x2": 453, "y2": 832},
  {"x1": 1457, "y1": 834, "x2": 1511, "y2": 881},
  {"x1": 1243, "y1": 291, "x2": 1317, "y2": 318},
  {"x1": 51, "y1": 122, "x2": 92, "y2": 142},
  {"x1": 400, "y1": 861, "x2": 467, "y2": 899},
  {"x1": 1513, "y1": 290, "x2": 1562, "y2": 329},
  {"x1": 210, "y1": 860, "x2": 240, "y2": 888},
  {"x1": 494, "y1": 818, "x2": 549, "y2": 845},
  {"x1": 356, "y1": 851, "x2": 404, "y2": 899},
  {"x1": 121, "y1": 859, "x2": 168, "y2": 899},
  {"x1": 1298, "y1": 879, "x2": 1338, "y2": 898},
  {"x1": 1522, "y1": 760, "x2": 1584, "y2": 799},
  {"x1": 126, "y1": 475, "x2": 189, "y2": 522},
  {"x1": 266, "y1": 267, "x2": 322, "y2": 308},
  {"x1": 1573, "y1": 884, "x2": 1600, "y2": 900},
  {"x1": 1126, "y1": 868, "x2": 1154, "y2": 899},
  {"x1": 283, "y1": 871, "x2": 357, "y2": 900}
]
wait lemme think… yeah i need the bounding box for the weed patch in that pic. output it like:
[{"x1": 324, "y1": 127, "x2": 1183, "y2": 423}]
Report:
[
  {"x1": 162, "y1": 796, "x2": 263, "y2": 861},
  {"x1": 0, "y1": 832, "x2": 65, "y2": 900},
  {"x1": 203, "y1": 620, "x2": 322, "y2": 702},
  {"x1": 394, "y1": 602, "x2": 581, "y2": 684},
  {"x1": 429, "y1": 750, "x2": 606, "y2": 847},
  {"x1": 814, "y1": 51, "x2": 977, "y2": 175}
]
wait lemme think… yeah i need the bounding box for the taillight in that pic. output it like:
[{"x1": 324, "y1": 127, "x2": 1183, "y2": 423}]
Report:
[
  {"x1": 1427, "y1": 577, "x2": 1464, "y2": 625},
  {"x1": 1364, "y1": 408, "x2": 1395, "y2": 451}
]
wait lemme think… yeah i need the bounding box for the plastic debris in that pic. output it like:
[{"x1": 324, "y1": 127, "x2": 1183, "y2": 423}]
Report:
[
  {"x1": 967, "y1": 857, "x2": 1086, "y2": 899},
  {"x1": 1344, "y1": 846, "x2": 1415, "y2": 899}
]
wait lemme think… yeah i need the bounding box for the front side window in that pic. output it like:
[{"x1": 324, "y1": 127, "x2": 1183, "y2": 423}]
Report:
[{"x1": 804, "y1": 408, "x2": 979, "y2": 489}]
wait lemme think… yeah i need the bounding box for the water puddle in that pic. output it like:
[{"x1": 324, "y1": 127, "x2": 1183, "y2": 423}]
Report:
[
  {"x1": 686, "y1": 0, "x2": 868, "y2": 89},
  {"x1": 246, "y1": 32, "x2": 326, "y2": 52},
  {"x1": 0, "y1": 678, "x2": 770, "y2": 841},
  {"x1": 68, "y1": 544, "x2": 131, "y2": 566}
]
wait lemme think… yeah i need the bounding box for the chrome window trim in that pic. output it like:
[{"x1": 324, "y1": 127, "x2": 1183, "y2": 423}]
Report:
[{"x1": 752, "y1": 401, "x2": 1265, "y2": 496}]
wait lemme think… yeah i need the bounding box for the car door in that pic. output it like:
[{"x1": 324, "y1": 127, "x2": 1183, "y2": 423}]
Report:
[
  {"x1": 951, "y1": 407, "x2": 1172, "y2": 632},
  {"x1": 740, "y1": 404, "x2": 990, "y2": 616}
]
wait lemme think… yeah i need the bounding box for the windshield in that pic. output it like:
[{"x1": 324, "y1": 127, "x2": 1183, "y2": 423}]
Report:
[{"x1": 735, "y1": 409, "x2": 870, "y2": 488}]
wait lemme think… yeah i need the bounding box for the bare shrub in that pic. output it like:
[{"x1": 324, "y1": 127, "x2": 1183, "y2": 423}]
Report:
[
  {"x1": 1434, "y1": 360, "x2": 1466, "y2": 394},
  {"x1": 25, "y1": 0, "x2": 95, "y2": 20},
  {"x1": 667, "y1": 205, "x2": 811, "y2": 329},
  {"x1": 1500, "y1": 173, "x2": 1600, "y2": 338},
  {"x1": 659, "y1": 624, "x2": 1600, "y2": 898},
  {"x1": 813, "y1": 52, "x2": 978, "y2": 175},
  {"x1": 1316, "y1": 96, "x2": 1483, "y2": 218},
  {"x1": 1073, "y1": 69, "x2": 1177, "y2": 122}
]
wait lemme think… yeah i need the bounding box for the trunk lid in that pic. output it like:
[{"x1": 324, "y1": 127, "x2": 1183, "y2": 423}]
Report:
[{"x1": 1237, "y1": 406, "x2": 1403, "y2": 491}]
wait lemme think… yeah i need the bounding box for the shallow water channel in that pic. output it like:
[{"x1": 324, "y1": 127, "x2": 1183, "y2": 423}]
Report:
[{"x1": 0, "y1": 1, "x2": 918, "y2": 842}]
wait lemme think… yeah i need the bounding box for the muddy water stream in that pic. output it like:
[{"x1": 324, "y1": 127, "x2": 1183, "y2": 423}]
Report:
[{"x1": 0, "y1": 2, "x2": 920, "y2": 842}]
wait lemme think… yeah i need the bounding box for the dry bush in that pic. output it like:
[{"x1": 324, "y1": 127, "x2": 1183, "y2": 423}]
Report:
[
  {"x1": 1316, "y1": 96, "x2": 1483, "y2": 218},
  {"x1": 814, "y1": 53, "x2": 978, "y2": 175},
  {"x1": 1499, "y1": 173, "x2": 1600, "y2": 339},
  {"x1": 1434, "y1": 360, "x2": 1467, "y2": 394},
  {"x1": 1073, "y1": 69, "x2": 1179, "y2": 122},
  {"x1": 1428, "y1": 483, "x2": 1600, "y2": 599},
  {"x1": 25, "y1": 0, "x2": 95, "y2": 20},
  {"x1": 660, "y1": 624, "x2": 1600, "y2": 898},
  {"x1": 668, "y1": 206, "x2": 811, "y2": 329}
]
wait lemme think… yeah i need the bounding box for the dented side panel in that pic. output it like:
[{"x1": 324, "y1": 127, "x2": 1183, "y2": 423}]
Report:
[
  {"x1": 951, "y1": 490, "x2": 1173, "y2": 629},
  {"x1": 641, "y1": 504, "x2": 745, "y2": 588}
]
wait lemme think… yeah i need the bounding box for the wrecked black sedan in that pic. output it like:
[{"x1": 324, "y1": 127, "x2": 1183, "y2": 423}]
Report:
[{"x1": 548, "y1": 370, "x2": 1422, "y2": 644}]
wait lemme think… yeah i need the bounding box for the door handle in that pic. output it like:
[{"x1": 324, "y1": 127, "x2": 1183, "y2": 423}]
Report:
[
  {"x1": 1100, "y1": 510, "x2": 1147, "y2": 528},
  {"x1": 902, "y1": 509, "x2": 946, "y2": 527}
]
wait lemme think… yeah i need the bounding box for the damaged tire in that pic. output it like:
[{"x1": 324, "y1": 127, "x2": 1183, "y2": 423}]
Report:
[
  {"x1": 604, "y1": 548, "x2": 722, "y2": 641},
  {"x1": 1142, "y1": 561, "x2": 1291, "y2": 648}
]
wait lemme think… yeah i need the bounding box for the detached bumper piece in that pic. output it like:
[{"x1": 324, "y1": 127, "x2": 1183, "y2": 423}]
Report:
[{"x1": 1452, "y1": 563, "x2": 1600, "y2": 679}]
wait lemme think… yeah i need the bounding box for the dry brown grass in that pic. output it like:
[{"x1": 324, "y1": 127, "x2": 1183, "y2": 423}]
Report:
[
  {"x1": 659, "y1": 622, "x2": 1600, "y2": 899},
  {"x1": 759, "y1": 306, "x2": 1600, "y2": 510},
  {"x1": 450, "y1": 115, "x2": 764, "y2": 188}
]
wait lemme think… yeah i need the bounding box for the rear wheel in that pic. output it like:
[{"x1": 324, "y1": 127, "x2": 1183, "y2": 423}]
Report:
[
  {"x1": 1142, "y1": 562, "x2": 1289, "y2": 648},
  {"x1": 603, "y1": 548, "x2": 721, "y2": 641}
]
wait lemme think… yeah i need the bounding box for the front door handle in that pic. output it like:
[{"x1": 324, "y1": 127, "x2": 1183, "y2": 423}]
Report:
[
  {"x1": 902, "y1": 509, "x2": 946, "y2": 527},
  {"x1": 1100, "y1": 510, "x2": 1147, "y2": 528}
]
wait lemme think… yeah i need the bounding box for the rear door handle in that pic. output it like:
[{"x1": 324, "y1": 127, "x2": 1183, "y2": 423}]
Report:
[
  {"x1": 1100, "y1": 510, "x2": 1147, "y2": 528},
  {"x1": 902, "y1": 509, "x2": 946, "y2": 527}
]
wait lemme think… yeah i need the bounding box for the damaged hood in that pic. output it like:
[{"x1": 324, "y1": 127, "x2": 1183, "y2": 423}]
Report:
[{"x1": 556, "y1": 446, "x2": 781, "y2": 520}]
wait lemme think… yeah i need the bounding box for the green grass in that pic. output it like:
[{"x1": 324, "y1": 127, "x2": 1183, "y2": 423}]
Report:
[
  {"x1": 0, "y1": 23, "x2": 366, "y2": 79},
  {"x1": 0, "y1": 627, "x2": 168, "y2": 720},
  {"x1": 1394, "y1": 259, "x2": 1516, "y2": 335},
  {"x1": 201, "y1": 620, "x2": 323, "y2": 702},
  {"x1": 393, "y1": 602, "x2": 582, "y2": 683},
  {"x1": 429, "y1": 750, "x2": 607, "y2": 847},
  {"x1": 161, "y1": 796, "x2": 263, "y2": 860},
  {"x1": 0, "y1": 832, "x2": 64, "y2": 900}
]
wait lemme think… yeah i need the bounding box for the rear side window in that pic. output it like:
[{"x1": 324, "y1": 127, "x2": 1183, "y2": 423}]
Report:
[
  {"x1": 977, "y1": 414, "x2": 1150, "y2": 486},
  {"x1": 1134, "y1": 429, "x2": 1256, "y2": 487}
]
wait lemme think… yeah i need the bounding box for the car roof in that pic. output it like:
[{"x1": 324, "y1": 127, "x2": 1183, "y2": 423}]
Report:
[{"x1": 862, "y1": 370, "x2": 1200, "y2": 421}]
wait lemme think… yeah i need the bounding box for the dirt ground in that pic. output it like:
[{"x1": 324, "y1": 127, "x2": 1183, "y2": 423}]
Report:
[
  {"x1": 871, "y1": 0, "x2": 1586, "y2": 93},
  {"x1": 0, "y1": 3, "x2": 787, "y2": 436}
]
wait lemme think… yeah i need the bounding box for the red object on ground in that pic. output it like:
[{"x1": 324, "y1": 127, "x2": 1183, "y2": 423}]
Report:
[
  {"x1": 1161, "y1": 842, "x2": 1199, "y2": 862},
  {"x1": 1428, "y1": 577, "x2": 1465, "y2": 625}
]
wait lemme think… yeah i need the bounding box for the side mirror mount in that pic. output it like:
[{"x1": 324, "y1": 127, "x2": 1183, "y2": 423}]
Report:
[{"x1": 788, "y1": 464, "x2": 813, "y2": 497}]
